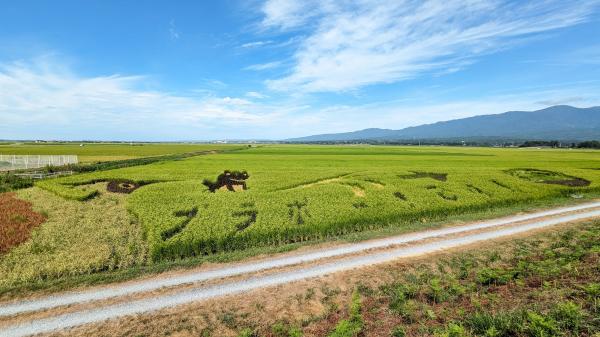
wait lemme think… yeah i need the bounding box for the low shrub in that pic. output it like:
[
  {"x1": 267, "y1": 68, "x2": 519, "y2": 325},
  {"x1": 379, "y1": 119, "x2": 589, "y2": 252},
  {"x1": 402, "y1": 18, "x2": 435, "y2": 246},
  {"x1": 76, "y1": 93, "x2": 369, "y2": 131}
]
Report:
[
  {"x1": 465, "y1": 311, "x2": 524, "y2": 336},
  {"x1": 551, "y1": 301, "x2": 584, "y2": 333},
  {"x1": 328, "y1": 290, "x2": 362, "y2": 337},
  {"x1": 525, "y1": 311, "x2": 559, "y2": 337},
  {"x1": 0, "y1": 173, "x2": 33, "y2": 193},
  {"x1": 476, "y1": 267, "x2": 516, "y2": 286},
  {"x1": 391, "y1": 326, "x2": 406, "y2": 337}
]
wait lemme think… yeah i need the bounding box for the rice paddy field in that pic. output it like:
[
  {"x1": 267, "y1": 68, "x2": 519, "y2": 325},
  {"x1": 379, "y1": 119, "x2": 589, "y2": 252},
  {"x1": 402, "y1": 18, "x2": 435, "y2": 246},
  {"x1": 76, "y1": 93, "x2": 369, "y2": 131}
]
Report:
[
  {"x1": 1, "y1": 145, "x2": 600, "y2": 291},
  {"x1": 0, "y1": 143, "x2": 240, "y2": 162}
]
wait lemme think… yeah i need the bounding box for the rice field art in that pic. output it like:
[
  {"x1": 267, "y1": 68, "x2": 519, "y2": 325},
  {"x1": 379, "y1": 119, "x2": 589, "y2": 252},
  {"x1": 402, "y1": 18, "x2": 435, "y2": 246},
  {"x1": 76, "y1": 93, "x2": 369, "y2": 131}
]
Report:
[{"x1": 29, "y1": 145, "x2": 600, "y2": 261}]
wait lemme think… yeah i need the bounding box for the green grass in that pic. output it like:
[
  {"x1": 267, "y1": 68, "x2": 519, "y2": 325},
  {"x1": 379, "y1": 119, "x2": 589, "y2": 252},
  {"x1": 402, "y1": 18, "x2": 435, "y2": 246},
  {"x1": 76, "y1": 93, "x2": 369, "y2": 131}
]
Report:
[
  {"x1": 36, "y1": 145, "x2": 600, "y2": 261},
  {"x1": 0, "y1": 143, "x2": 240, "y2": 162},
  {"x1": 268, "y1": 220, "x2": 600, "y2": 337},
  {"x1": 328, "y1": 290, "x2": 363, "y2": 337},
  {"x1": 379, "y1": 220, "x2": 600, "y2": 336}
]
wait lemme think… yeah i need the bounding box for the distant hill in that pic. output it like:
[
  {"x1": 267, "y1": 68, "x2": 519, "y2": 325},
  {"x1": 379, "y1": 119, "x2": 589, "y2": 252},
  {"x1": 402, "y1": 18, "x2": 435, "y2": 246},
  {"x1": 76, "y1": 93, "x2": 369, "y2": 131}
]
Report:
[{"x1": 287, "y1": 105, "x2": 600, "y2": 142}]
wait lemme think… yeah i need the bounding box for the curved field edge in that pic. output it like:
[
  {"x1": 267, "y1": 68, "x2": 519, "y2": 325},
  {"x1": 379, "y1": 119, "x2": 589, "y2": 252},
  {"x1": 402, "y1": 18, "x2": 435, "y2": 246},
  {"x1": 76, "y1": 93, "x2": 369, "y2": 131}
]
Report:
[{"x1": 1, "y1": 190, "x2": 599, "y2": 300}]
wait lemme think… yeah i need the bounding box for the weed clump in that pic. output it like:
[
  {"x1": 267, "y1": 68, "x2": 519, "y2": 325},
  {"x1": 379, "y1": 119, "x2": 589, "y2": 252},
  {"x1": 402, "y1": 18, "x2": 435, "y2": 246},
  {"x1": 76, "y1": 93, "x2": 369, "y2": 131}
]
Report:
[{"x1": 329, "y1": 290, "x2": 362, "y2": 337}]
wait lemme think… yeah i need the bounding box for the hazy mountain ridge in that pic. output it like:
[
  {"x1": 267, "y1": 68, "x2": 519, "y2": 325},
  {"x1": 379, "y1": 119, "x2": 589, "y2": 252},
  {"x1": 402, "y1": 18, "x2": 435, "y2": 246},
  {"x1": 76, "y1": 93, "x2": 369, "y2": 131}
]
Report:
[{"x1": 287, "y1": 106, "x2": 600, "y2": 142}]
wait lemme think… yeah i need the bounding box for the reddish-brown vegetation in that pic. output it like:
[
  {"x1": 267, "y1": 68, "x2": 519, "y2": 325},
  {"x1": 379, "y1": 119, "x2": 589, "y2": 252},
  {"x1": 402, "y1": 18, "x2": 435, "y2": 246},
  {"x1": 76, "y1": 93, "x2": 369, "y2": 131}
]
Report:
[{"x1": 0, "y1": 192, "x2": 46, "y2": 253}]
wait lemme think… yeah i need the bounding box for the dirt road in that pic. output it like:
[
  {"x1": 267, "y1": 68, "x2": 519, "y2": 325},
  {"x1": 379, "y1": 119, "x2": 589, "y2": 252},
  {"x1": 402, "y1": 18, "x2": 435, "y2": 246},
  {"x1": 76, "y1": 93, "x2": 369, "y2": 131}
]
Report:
[{"x1": 1, "y1": 201, "x2": 600, "y2": 337}]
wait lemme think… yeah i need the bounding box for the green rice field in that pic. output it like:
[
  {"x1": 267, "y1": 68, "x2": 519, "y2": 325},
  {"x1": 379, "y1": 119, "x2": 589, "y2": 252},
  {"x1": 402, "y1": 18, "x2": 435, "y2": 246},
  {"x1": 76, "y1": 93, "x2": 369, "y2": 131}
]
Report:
[
  {"x1": 2, "y1": 144, "x2": 600, "y2": 291},
  {"x1": 33, "y1": 145, "x2": 600, "y2": 261},
  {"x1": 0, "y1": 143, "x2": 240, "y2": 162}
]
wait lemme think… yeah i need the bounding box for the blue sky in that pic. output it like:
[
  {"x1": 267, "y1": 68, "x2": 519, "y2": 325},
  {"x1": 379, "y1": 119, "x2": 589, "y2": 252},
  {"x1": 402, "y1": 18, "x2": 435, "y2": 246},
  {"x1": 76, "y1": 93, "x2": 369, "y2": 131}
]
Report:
[{"x1": 1, "y1": 0, "x2": 600, "y2": 141}]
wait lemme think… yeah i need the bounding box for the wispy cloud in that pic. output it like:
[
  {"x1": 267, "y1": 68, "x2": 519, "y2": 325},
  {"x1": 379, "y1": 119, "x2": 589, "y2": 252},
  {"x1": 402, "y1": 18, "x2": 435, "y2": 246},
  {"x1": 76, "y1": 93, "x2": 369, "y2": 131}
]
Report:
[
  {"x1": 246, "y1": 91, "x2": 268, "y2": 99},
  {"x1": 0, "y1": 58, "x2": 281, "y2": 140},
  {"x1": 261, "y1": 0, "x2": 599, "y2": 93},
  {"x1": 244, "y1": 61, "x2": 283, "y2": 71},
  {"x1": 169, "y1": 20, "x2": 180, "y2": 40},
  {"x1": 535, "y1": 97, "x2": 585, "y2": 106},
  {"x1": 2, "y1": 56, "x2": 599, "y2": 140},
  {"x1": 565, "y1": 45, "x2": 600, "y2": 65},
  {"x1": 261, "y1": 0, "x2": 322, "y2": 30},
  {"x1": 240, "y1": 40, "x2": 273, "y2": 48},
  {"x1": 280, "y1": 86, "x2": 600, "y2": 136}
]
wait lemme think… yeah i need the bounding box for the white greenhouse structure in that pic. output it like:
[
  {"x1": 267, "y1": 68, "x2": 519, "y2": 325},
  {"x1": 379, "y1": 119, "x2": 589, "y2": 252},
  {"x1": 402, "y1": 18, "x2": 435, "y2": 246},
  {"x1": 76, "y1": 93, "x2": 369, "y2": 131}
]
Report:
[{"x1": 0, "y1": 155, "x2": 78, "y2": 171}]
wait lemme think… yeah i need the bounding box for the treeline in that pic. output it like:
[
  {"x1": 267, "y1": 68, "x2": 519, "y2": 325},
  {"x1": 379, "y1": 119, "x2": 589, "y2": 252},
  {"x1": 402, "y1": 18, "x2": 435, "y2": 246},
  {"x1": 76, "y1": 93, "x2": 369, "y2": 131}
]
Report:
[
  {"x1": 576, "y1": 140, "x2": 600, "y2": 149},
  {"x1": 519, "y1": 140, "x2": 600, "y2": 149},
  {"x1": 518, "y1": 140, "x2": 562, "y2": 148}
]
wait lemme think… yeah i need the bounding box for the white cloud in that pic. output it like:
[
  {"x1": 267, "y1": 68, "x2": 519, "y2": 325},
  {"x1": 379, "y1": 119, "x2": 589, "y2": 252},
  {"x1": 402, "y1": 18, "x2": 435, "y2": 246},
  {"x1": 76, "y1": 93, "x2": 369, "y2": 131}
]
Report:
[
  {"x1": 2, "y1": 57, "x2": 599, "y2": 140},
  {"x1": 169, "y1": 20, "x2": 180, "y2": 40},
  {"x1": 261, "y1": 0, "x2": 599, "y2": 93},
  {"x1": 261, "y1": 0, "x2": 323, "y2": 30},
  {"x1": 0, "y1": 58, "x2": 278, "y2": 138},
  {"x1": 246, "y1": 91, "x2": 267, "y2": 99},
  {"x1": 244, "y1": 61, "x2": 283, "y2": 71},
  {"x1": 279, "y1": 85, "x2": 600, "y2": 136},
  {"x1": 240, "y1": 40, "x2": 273, "y2": 48}
]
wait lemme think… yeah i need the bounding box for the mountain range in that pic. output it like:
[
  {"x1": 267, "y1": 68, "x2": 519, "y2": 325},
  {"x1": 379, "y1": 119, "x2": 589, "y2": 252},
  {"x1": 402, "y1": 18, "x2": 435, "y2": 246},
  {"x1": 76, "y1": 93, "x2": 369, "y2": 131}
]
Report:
[{"x1": 287, "y1": 105, "x2": 600, "y2": 142}]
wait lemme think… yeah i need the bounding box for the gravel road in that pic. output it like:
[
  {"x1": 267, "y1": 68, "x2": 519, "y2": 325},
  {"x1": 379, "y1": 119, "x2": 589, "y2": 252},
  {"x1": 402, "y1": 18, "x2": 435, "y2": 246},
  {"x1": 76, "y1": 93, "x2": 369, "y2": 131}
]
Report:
[{"x1": 1, "y1": 201, "x2": 599, "y2": 337}]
